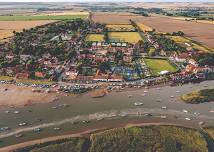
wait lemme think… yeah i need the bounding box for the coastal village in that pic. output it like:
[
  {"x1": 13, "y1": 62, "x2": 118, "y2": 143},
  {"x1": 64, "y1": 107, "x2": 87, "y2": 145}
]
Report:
[{"x1": 0, "y1": 18, "x2": 214, "y2": 96}]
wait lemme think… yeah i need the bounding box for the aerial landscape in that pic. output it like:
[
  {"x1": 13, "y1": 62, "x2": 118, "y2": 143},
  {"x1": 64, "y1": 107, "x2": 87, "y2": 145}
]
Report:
[{"x1": 0, "y1": 0, "x2": 213, "y2": 151}]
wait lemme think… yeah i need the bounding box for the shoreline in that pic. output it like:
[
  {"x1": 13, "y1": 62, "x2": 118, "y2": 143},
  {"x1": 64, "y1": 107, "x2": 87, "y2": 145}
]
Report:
[{"x1": 0, "y1": 122, "x2": 203, "y2": 152}]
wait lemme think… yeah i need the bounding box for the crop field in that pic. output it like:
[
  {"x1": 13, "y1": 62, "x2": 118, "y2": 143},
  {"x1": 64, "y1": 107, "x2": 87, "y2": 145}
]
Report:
[
  {"x1": 86, "y1": 34, "x2": 105, "y2": 42},
  {"x1": 0, "y1": 15, "x2": 88, "y2": 21},
  {"x1": 136, "y1": 23, "x2": 153, "y2": 32},
  {"x1": 106, "y1": 24, "x2": 136, "y2": 31},
  {"x1": 0, "y1": 30, "x2": 14, "y2": 42},
  {"x1": 168, "y1": 36, "x2": 212, "y2": 52},
  {"x1": 133, "y1": 16, "x2": 214, "y2": 49},
  {"x1": 144, "y1": 58, "x2": 178, "y2": 76},
  {"x1": 108, "y1": 32, "x2": 142, "y2": 43}
]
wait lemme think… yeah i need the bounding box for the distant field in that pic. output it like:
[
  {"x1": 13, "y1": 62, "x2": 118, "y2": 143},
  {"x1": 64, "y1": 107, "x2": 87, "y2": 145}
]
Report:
[
  {"x1": 0, "y1": 30, "x2": 14, "y2": 42},
  {"x1": 106, "y1": 24, "x2": 135, "y2": 31},
  {"x1": 168, "y1": 36, "x2": 212, "y2": 52},
  {"x1": 145, "y1": 58, "x2": 177, "y2": 76},
  {"x1": 108, "y1": 32, "x2": 142, "y2": 43},
  {"x1": 86, "y1": 34, "x2": 104, "y2": 42},
  {"x1": 0, "y1": 15, "x2": 87, "y2": 21},
  {"x1": 136, "y1": 23, "x2": 153, "y2": 32}
]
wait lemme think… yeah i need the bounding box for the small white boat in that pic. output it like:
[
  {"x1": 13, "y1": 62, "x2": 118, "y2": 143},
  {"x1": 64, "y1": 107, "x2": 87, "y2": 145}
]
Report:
[
  {"x1": 210, "y1": 109, "x2": 214, "y2": 113},
  {"x1": 97, "y1": 118, "x2": 104, "y2": 121},
  {"x1": 14, "y1": 111, "x2": 20, "y2": 114},
  {"x1": 141, "y1": 93, "x2": 146, "y2": 96},
  {"x1": 15, "y1": 134, "x2": 23, "y2": 138},
  {"x1": 33, "y1": 128, "x2": 41, "y2": 132},
  {"x1": 182, "y1": 110, "x2": 188, "y2": 113},
  {"x1": 160, "y1": 115, "x2": 167, "y2": 119},
  {"x1": 134, "y1": 102, "x2": 144, "y2": 106},
  {"x1": 82, "y1": 120, "x2": 89, "y2": 123},
  {"x1": 185, "y1": 118, "x2": 191, "y2": 121},
  {"x1": 176, "y1": 90, "x2": 180, "y2": 93},
  {"x1": 5, "y1": 111, "x2": 10, "y2": 114},
  {"x1": 199, "y1": 121, "x2": 205, "y2": 125},
  {"x1": 54, "y1": 127, "x2": 61, "y2": 131},
  {"x1": 19, "y1": 123, "x2": 27, "y2": 126},
  {"x1": 161, "y1": 106, "x2": 167, "y2": 109},
  {"x1": 144, "y1": 90, "x2": 148, "y2": 93},
  {"x1": 170, "y1": 96, "x2": 174, "y2": 98}
]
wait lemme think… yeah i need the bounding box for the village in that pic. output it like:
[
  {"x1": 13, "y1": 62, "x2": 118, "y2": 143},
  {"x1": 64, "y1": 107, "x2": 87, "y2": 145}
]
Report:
[{"x1": 0, "y1": 18, "x2": 214, "y2": 95}]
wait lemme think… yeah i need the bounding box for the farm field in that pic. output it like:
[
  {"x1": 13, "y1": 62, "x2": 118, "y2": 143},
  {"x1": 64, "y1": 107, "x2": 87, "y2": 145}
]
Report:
[
  {"x1": 106, "y1": 24, "x2": 135, "y2": 31},
  {"x1": 168, "y1": 36, "x2": 212, "y2": 52},
  {"x1": 0, "y1": 15, "x2": 87, "y2": 21},
  {"x1": 136, "y1": 23, "x2": 153, "y2": 32},
  {"x1": 0, "y1": 30, "x2": 14, "y2": 42},
  {"x1": 108, "y1": 32, "x2": 142, "y2": 43},
  {"x1": 133, "y1": 15, "x2": 214, "y2": 49},
  {"x1": 144, "y1": 58, "x2": 178, "y2": 76},
  {"x1": 86, "y1": 34, "x2": 105, "y2": 42}
]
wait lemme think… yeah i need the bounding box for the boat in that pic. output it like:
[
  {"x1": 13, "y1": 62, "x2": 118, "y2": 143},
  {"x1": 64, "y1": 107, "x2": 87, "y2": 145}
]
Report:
[
  {"x1": 170, "y1": 96, "x2": 174, "y2": 98},
  {"x1": 185, "y1": 118, "x2": 191, "y2": 121},
  {"x1": 33, "y1": 128, "x2": 41, "y2": 132},
  {"x1": 5, "y1": 111, "x2": 10, "y2": 114},
  {"x1": 156, "y1": 99, "x2": 161, "y2": 102},
  {"x1": 14, "y1": 111, "x2": 20, "y2": 114},
  {"x1": 141, "y1": 93, "x2": 146, "y2": 97},
  {"x1": 19, "y1": 122, "x2": 27, "y2": 126},
  {"x1": 134, "y1": 102, "x2": 144, "y2": 106},
  {"x1": 143, "y1": 90, "x2": 148, "y2": 93},
  {"x1": 161, "y1": 106, "x2": 167, "y2": 109},
  {"x1": 97, "y1": 118, "x2": 104, "y2": 121},
  {"x1": 210, "y1": 109, "x2": 214, "y2": 113},
  {"x1": 54, "y1": 127, "x2": 61, "y2": 131},
  {"x1": 182, "y1": 110, "x2": 188, "y2": 113},
  {"x1": 82, "y1": 120, "x2": 90, "y2": 123},
  {"x1": 128, "y1": 95, "x2": 133, "y2": 98},
  {"x1": 176, "y1": 90, "x2": 180, "y2": 93},
  {"x1": 160, "y1": 115, "x2": 167, "y2": 119},
  {"x1": 15, "y1": 134, "x2": 23, "y2": 138},
  {"x1": 199, "y1": 121, "x2": 205, "y2": 125}
]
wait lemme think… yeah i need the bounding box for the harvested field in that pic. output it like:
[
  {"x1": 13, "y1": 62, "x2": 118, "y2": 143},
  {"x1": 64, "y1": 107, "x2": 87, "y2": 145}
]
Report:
[
  {"x1": 106, "y1": 24, "x2": 135, "y2": 31},
  {"x1": 86, "y1": 34, "x2": 104, "y2": 42},
  {"x1": 136, "y1": 23, "x2": 153, "y2": 32},
  {"x1": 92, "y1": 12, "x2": 141, "y2": 24},
  {"x1": 108, "y1": 32, "x2": 142, "y2": 43},
  {"x1": 168, "y1": 36, "x2": 211, "y2": 53},
  {"x1": 0, "y1": 30, "x2": 14, "y2": 41},
  {"x1": 0, "y1": 20, "x2": 56, "y2": 30},
  {"x1": 133, "y1": 16, "x2": 214, "y2": 49}
]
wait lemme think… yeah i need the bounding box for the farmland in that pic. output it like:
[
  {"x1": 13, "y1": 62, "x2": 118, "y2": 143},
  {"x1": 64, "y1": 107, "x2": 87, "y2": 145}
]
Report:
[
  {"x1": 0, "y1": 30, "x2": 14, "y2": 42},
  {"x1": 144, "y1": 58, "x2": 178, "y2": 76},
  {"x1": 108, "y1": 32, "x2": 142, "y2": 43},
  {"x1": 86, "y1": 34, "x2": 105, "y2": 42},
  {"x1": 133, "y1": 15, "x2": 214, "y2": 49},
  {"x1": 136, "y1": 23, "x2": 153, "y2": 32},
  {"x1": 106, "y1": 24, "x2": 135, "y2": 31},
  {"x1": 0, "y1": 15, "x2": 88, "y2": 21},
  {"x1": 168, "y1": 36, "x2": 212, "y2": 52}
]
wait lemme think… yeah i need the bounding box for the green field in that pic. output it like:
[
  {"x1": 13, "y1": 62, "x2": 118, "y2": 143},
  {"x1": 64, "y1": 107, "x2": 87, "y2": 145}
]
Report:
[
  {"x1": 86, "y1": 34, "x2": 105, "y2": 42},
  {"x1": 0, "y1": 15, "x2": 88, "y2": 21},
  {"x1": 106, "y1": 24, "x2": 135, "y2": 31},
  {"x1": 145, "y1": 58, "x2": 178, "y2": 76},
  {"x1": 108, "y1": 32, "x2": 142, "y2": 43}
]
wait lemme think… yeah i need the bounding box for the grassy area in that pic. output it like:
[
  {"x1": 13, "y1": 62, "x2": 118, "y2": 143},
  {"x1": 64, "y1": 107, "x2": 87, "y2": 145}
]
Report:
[
  {"x1": 108, "y1": 32, "x2": 142, "y2": 43},
  {"x1": 144, "y1": 58, "x2": 178, "y2": 76},
  {"x1": 0, "y1": 15, "x2": 88, "y2": 21},
  {"x1": 106, "y1": 24, "x2": 135, "y2": 31},
  {"x1": 0, "y1": 76, "x2": 14, "y2": 81},
  {"x1": 137, "y1": 23, "x2": 153, "y2": 32},
  {"x1": 16, "y1": 79, "x2": 54, "y2": 85},
  {"x1": 168, "y1": 36, "x2": 212, "y2": 53},
  {"x1": 90, "y1": 126, "x2": 208, "y2": 152},
  {"x1": 15, "y1": 138, "x2": 88, "y2": 152},
  {"x1": 86, "y1": 34, "x2": 105, "y2": 42},
  {"x1": 204, "y1": 127, "x2": 214, "y2": 140},
  {"x1": 181, "y1": 88, "x2": 214, "y2": 104}
]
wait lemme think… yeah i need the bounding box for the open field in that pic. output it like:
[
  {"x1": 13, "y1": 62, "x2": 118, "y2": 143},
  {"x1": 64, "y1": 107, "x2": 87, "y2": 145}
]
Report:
[
  {"x1": 86, "y1": 34, "x2": 104, "y2": 42},
  {"x1": 168, "y1": 36, "x2": 212, "y2": 52},
  {"x1": 136, "y1": 23, "x2": 153, "y2": 32},
  {"x1": 108, "y1": 32, "x2": 142, "y2": 43},
  {"x1": 133, "y1": 15, "x2": 214, "y2": 49},
  {"x1": 144, "y1": 58, "x2": 178, "y2": 76},
  {"x1": 0, "y1": 15, "x2": 87, "y2": 21},
  {"x1": 0, "y1": 30, "x2": 14, "y2": 42},
  {"x1": 106, "y1": 24, "x2": 135, "y2": 31}
]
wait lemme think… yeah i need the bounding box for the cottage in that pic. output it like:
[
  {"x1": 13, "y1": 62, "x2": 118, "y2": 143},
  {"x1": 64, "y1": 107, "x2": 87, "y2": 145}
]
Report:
[
  {"x1": 35, "y1": 72, "x2": 46, "y2": 78},
  {"x1": 15, "y1": 72, "x2": 29, "y2": 79}
]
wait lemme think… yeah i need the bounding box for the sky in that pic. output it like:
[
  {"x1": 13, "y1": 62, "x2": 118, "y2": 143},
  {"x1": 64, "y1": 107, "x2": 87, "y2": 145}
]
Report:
[{"x1": 0, "y1": 0, "x2": 213, "y2": 2}]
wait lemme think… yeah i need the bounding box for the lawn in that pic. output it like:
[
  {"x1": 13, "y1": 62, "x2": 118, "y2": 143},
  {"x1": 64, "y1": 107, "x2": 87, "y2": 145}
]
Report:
[
  {"x1": 144, "y1": 58, "x2": 178, "y2": 76},
  {"x1": 86, "y1": 34, "x2": 105, "y2": 42},
  {"x1": 108, "y1": 32, "x2": 142, "y2": 43},
  {"x1": 106, "y1": 24, "x2": 135, "y2": 31},
  {"x1": 136, "y1": 23, "x2": 153, "y2": 32},
  {"x1": 0, "y1": 15, "x2": 88, "y2": 21},
  {"x1": 168, "y1": 36, "x2": 212, "y2": 53}
]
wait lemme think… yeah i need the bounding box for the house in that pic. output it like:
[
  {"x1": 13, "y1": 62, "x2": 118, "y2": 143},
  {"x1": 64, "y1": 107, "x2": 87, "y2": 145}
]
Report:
[
  {"x1": 35, "y1": 72, "x2": 46, "y2": 78},
  {"x1": 108, "y1": 75, "x2": 123, "y2": 82},
  {"x1": 93, "y1": 75, "x2": 108, "y2": 82},
  {"x1": 15, "y1": 72, "x2": 30, "y2": 79}
]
